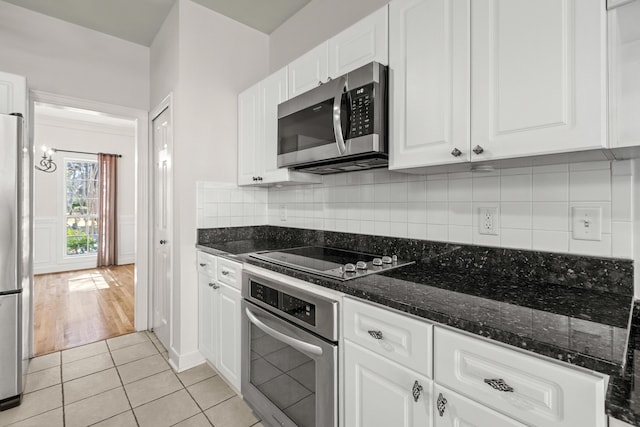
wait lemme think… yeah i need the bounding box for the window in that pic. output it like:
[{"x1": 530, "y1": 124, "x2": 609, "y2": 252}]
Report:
[{"x1": 65, "y1": 159, "x2": 99, "y2": 256}]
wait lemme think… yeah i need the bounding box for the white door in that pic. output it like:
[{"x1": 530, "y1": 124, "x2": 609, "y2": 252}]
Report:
[
  {"x1": 216, "y1": 284, "x2": 241, "y2": 391},
  {"x1": 237, "y1": 82, "x2": 262, "y2": 185},
  {"x1": 288, "y1": 42, "x2": 329, "y2": 98},
  {"x1": 433, "y1": 384, "x2": 526, "y2": 427},
  {"x1": 344, "y1": 340, "x2": 433, "y2": 427},
  {"x1": 470, "y1": 0, "x2": 606, "y2": 161},
  {"x1": 389, "y1": 0, "x2": 470, "y2": 171},
  {"x1": 261, "y1": 67, "x2": 289, "y2": 181},
  {"x1": 0, "y1": 71, "x2": 27, "y2": 116},
  {"x1": 151, "y1": 106, "x2": 172, "y2": 350},
  {"x1": 328, "y1": 6, "x2": 389, "y2": 78}
]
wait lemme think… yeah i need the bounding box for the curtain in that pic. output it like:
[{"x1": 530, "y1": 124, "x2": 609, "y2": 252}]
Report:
[{"x1": 97, "y1": 153, "x2": 118, "y2": 267}]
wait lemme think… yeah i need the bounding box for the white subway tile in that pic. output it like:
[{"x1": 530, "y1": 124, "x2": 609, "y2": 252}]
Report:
[
  {"x1": 426, "y1": 202, "x2": 448, "y2": 225},
  {"x1": 448, "y1": 178, "x2": 472, "y2": 202},
  {"x1": 448, "y1": 202, "x2": 472, "y2": 226},
  {"x1": 448, "y1": 172, "x2": 473, "y2": 180},
  {"x1": 407, "y1": 181, "x2": 427, "y2": 202},
  {"x1": 374, "y1": 203, "x2": 390, "y2": 222},
  {"x1": 449, "y1": 225, "x2": 473, "y2": 244},
  {"x1": 426, "y1": 173, "x2": 448, "y2": 181},
  {"x1": 532, "y1": 172, "x2": 569, "y2": 201},
  {"x1": 500, "y1": 174, "x2": 532, "y2": 202},
  {"x1": 218, "y1": 216, "x2": 230, "y2": 227},
  {"x1": 218, "y1": 203, "x2": 231, "y2": 217},
  {"x1": 334, "y1": 203, "x2": 348, "y2": 220},
  {"x1": 569, "y1": 235, "x2": 612, "y2": 258},
  {"x1": 472, "y1": 228, "x2": 500, "y2": 247},
  {"x1": 389, "y1": 182, "x2": 408, "y2": 203},
  {"x1": 360, "y1": 185, "x2": 375, "y2": 203},
  {"x1": 501, "y1": 229, "x2": 532, "y2": 250},
  {"x1": 532, "y1": 202, "x2": 568, "y2": 231},
  {"x1": 203, "y1": 203, "x2": 218, "y2": 217},
  {"x1": 373, "y1": 169, "x2": 391, "y2": 183},
  {"x1": 374, "y1": 183, "x2": 390, "y2": 203},
  {"x1": 324, "y1": 218, "x2": 336, "y2": 231},
  {"x1": 389, "y1": 203, "x2": 409, "y2": 223},
  {"x1": 390, "y1": 222, "x2": 408, "y2": 238},
  {"x1": 230, "y1": 190, "x2": 243, "y2": 203},
  {"x1": 532, "y1": 230, "x2": 569, "y2": 252},
  {"x1": 501, "y1": 202, "x2": 532, "y2": 229},
  {"x1": 569, "y1": 161, "x2": 611, "y2": 171},
  {"x1": 313, "y1": 187, "x2": 325, "y2": 203},
  {"x1": 407, "y1": 202, "x2": 427, "y2": 224},
  {"x1": 407, "y1": 223, "x2": 428, "y2": 240},
  {"x1": 501, "y1": 167, "x2": 532, "y2": 176},
  {"x1": 388, "y1": 171, "x2": 408, "y2": 183},
  {"x1": 426, "y1": 180, "x2": 448, "y2": 202},
  {"x1": 303, "y1": 188, "x2": 314, "y2": 203},
  {"x1": 335, "y1": 219, "x2": 348, "y2": 233},
  {"x1": 346, "y1": 220, "x2": 361, "y2": 234},
  {"x1": 360, "y1": 221, "x2": 375, "y2": 235},
  {"x1": 472, "y1": 176, "x2": 500, "y2": 201},
  {"x1": 569, "y1": 169, "x2": 611, "y2": 201},
  {"x1": 360, "y1": 202, "x2": 375, "y2": 221},
  {"x1": 612, "y1": 175, "x2": 632, "y2": 222},
  {"x1": 427, "y1": 224, "x2": 448, "y2": 241},
  {"x1": 203, "y1": 217, "x2": 218, "y2": 228},
  {"x1": 612, "y1": 222, "x2": 633, "y2": 259},
  {"x1": 533, "y1": 164, "x2": 568, "y2": 174},
  {"x1": 243, "y1": 204, "x2": 254, "y2": 217},
  {"x1": 374, "y1": 221, "x2": 391, "y2": 236}
]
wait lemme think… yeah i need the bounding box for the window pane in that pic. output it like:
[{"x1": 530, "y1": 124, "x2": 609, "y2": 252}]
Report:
[{"x1": 65, "y1": 159, "x2": 99, "y2": 257}]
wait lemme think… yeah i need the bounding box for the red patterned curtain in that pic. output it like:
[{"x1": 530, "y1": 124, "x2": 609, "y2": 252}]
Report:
[{"x1": 97, "y1": 153, "x2": 118, "y2": 267}]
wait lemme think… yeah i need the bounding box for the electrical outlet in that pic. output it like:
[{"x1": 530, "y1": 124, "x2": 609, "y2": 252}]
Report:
[
  {"x1": 478, "y1": 207, "x2": 499, "y2": 235},
  {"x1": 572, "y1": 207, "x2": 601, "y2": 241},
  {"x1": 279, "y1": 205, "x2": 287, "y2": 222}
]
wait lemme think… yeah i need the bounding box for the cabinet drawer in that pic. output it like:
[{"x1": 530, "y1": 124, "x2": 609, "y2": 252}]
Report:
[
  {"x1": 343, "y1": 298, "x2": 432, "y2": 377},
  {"x1": 434, "y1": 327, "x2": 606, "y2": 427},
  {"x1": 217, "y1": 258, "x2": 242, "y2": 290},
  {"x1": 434, "y1": 384, "x2": 526, "y2": 427},
  {"x1": 197, "y1": 251, "x2": 217, "y2": 277}
]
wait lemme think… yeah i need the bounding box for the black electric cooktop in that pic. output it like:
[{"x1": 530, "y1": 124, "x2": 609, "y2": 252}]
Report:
[{"x1": 249, "y1": 246, "x2": 413, "y2": 281}]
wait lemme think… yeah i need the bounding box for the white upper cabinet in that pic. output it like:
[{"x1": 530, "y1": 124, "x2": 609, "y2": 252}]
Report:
[
  {"x1": 329, "y1": 6, "x2": 389, "y2": 78},
  {"x1": 288, "y1": 6, "x2": 389, "y2": 99},
  {"x1": 389, "y1": 0, "x2": 470, "y2": 170},
  {"x1": 238, "y1": 68, "x2": 321, "y2": 186},
  {"x1": 608, "y1": 0, "x2": 640, "y2": 148},
  {"x1": 0, "y1": 71, "x2": 27, "y2": 117},
  {"x1": 470, "y1": 0, "x2": 607, "y2": 161},
  {"x1": 287, "y1": 43, "x2": 330, "y2": 99}
]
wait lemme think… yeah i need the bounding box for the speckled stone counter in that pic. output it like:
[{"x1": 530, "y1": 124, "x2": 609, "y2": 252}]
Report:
[{"x1": 197, "y1": 225, "x2": 636, "y2": 423}]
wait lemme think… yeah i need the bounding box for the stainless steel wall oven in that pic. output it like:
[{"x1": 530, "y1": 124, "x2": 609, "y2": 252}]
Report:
[{"x1": 241, "y1": 270, "x2": 339, "y2": 427}]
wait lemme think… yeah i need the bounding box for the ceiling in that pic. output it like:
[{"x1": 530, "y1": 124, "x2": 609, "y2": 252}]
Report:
[{"x1": 3, "y1": 0, "x2": 311, "y2": 46}]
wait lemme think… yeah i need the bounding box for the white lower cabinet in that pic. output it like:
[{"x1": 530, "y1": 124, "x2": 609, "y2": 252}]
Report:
[
  {"x1": 433, "y1": 384, "x2": 526, "y2": 427},
  {"x1": 197, "y1": 252, "x2": 242, "y2": 392},
  {"x1": 344, "y1": 340, "x2": 433, "y2": 427}
]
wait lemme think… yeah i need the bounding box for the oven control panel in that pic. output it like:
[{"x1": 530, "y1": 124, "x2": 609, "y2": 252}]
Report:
[{"x1": 251, "y1": 281, "x2": 316, "y2": 326}]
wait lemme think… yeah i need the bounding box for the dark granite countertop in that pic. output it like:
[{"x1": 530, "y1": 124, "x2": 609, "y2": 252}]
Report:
[{"x1": 196, "y1": 226, "x2": 636, "y2": 424}]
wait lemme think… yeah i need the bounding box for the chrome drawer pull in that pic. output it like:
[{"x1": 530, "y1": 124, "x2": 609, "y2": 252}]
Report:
[
  {"x1": 437, "y1": 393, "x2": 447, "y2": 416},
  {"x1": 367, "y1": 330, "x2": 383, "y2": 340},
  {"x1": 221, "y1": 270, "x2": 230, "y2": 276},
  {"x1": 484, "y1": 378, "x2": 514, "y2": 392},
  {"x1": 412, "y1": 381, "x2": 423, "y2": 402},
  {"x1": 208, "y1": 283, "x2": 220, "y2": 289},
  {"x1": 199, "y1": 263, "x2": 206, "y2": 267}
]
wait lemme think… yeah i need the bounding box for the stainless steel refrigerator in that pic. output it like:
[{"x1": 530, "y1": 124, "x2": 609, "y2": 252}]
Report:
[{"x1": 0, "y1": 113, "x2": 32, "y2": 411}]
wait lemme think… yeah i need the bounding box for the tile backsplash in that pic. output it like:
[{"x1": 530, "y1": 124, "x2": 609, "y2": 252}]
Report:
[{"x1": 196, "y1": 160, "x2": 633, "y2": 259}]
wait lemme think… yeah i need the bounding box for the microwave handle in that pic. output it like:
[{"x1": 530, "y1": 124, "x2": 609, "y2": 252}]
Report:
[{"x1": 333, "y1": 76, "x2": 348, "y2": 155}]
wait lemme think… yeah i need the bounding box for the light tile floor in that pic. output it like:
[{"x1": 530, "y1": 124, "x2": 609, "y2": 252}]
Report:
[{"x1": 0, "y1": 332, "x2": 264, "y2": 427}]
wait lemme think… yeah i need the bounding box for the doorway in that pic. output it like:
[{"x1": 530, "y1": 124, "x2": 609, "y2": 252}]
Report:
[{"x1": 29, "y1": 91, "x2": 149, "y2": 356}]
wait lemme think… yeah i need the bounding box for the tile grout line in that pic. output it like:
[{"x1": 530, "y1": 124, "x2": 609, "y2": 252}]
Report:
[{"x1": 107, "y1": 338, "x2": 142, "y2": 427}]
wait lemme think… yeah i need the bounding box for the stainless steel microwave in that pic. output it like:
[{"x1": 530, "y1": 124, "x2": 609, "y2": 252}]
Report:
[{"x1": 277, "y1": 62, "x2": 388, "y2": 174}]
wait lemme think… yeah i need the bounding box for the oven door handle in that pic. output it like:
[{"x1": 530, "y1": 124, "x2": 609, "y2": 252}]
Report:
[
  {"x1": 245, "y1": 307, "x2": 324, "y2": 357},
  {"x1": 332, "y1": 76, "x2": 347, "y2": 155}
]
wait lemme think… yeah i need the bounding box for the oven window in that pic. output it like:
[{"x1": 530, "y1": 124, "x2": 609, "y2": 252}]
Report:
[
  {"x1": 278, "y1": 95, "x2": 349, "y2": 155},
  {"x1": 249, "y1": 323, "x2": 316, "y2": 427}
]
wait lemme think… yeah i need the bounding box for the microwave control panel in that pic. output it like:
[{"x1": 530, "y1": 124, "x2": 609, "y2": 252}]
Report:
[{"x1": 348, "y1": 83, "x2": 374, "y2": 138}]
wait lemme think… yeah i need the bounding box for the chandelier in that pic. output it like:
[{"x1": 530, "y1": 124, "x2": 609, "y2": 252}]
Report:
[{"x1": 34, "y1": 145, "x2": 57, "y2": 173}]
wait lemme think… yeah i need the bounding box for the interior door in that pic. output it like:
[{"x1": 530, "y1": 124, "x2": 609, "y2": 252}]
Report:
[{"x1": 151, "y1": 106, "x2": 172, "y2": 350}]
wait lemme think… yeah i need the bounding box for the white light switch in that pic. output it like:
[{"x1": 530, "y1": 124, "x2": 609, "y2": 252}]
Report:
[
  {"x1": 572, "y1": 207, "x2": 601, "y2": 241},
  {"x1": 279, "y1": 205, "x2": 287, "y2": 222}
]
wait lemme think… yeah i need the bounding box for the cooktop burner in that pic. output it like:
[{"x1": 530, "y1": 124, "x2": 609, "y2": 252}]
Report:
[{"x1": 249, "y1": 246, "x2": 414, "y2": 281}]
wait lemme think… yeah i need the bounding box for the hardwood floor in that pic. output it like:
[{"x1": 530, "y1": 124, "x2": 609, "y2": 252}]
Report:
[{"x1": 33, "y1": 264, "x2": 135, "y2": 356}]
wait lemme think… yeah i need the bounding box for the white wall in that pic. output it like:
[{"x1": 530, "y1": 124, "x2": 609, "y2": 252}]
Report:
[
  {"x1": 268, "y1": 161, "x2": 633, "y2": 260},
  {"x1": 33, "y1": 110, "x2": 137, "y2": 273},
  {"x1": 0, "y1": 1, "x2": 149, "y2": 111},
  {"x1": 269, "y1": 0, "x2": 390, "y2": 71},
  {"x1": 150, "y1": 0, "x2": 269, "y2": 370}
]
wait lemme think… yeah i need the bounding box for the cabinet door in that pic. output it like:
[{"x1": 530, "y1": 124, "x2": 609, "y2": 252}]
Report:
[
  {"x1": 216, "y1": 284, "x2": 241, "y2": 391},
  {"x1": 389, "y1": 0, "x2": 470, "y2": 171},
  {"x1": 433, "y1": 384, "x2": 526, "y2": 427},
  {"x1": 471, "y1": 0, "x2": 606, "y2": 161},
  {"x1": 0, "y1": 71, "x2": 26, "y2": 117},
  {"x1": 261, "y1": 67, "x2": 290, "y2": 182},
  {"x1": 344, "y1": 340, "x2": 433, "y2": 427},
  {"x1": 288, "y1": 42, "x2": 329, "y2": 99},
  {"x1": 238, "y1": 82, "x2": 263, "y2": 186},
  {"x1": 328, "y1": 6, "x2": 389, "y2": 78},
  {"x1": 198, "y1": 273, "x2": 218, "y2": 364}
]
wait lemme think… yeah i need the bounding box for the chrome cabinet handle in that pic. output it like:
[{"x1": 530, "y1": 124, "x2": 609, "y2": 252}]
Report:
[
  {"x1": 245, "y1": 307, "x2": 323, "y2": 356},
  {"x1": 208, "y1": 283, "x2": 220, "y2": 289},
  {"x1": 412, "y1": 381, "x2": 423, "y2": 402},
  {"x1": 451, "y1": 148, "x2": 462, "y2": 157},
  {"x1": 472, "y1": 145, "x2": 484, "y2": 155},
  {"x1": 437, "y1": 393, "x2": 447, "y2": 416},
  {"x1": 199, "y1": 263, "x2": 206, "y2": 267},
  {"x1": 367, "y1": 330, "x2": 383, "y2": 340},
  {"x1": 221, "y1": 270, "x2": 230, "y2": 276},
  {"x1": 484, "y1": 378, "x2": 514, "y2": 392},
  {"x1": 333, "y1": 76, "x2": 348, "y2": 155}
]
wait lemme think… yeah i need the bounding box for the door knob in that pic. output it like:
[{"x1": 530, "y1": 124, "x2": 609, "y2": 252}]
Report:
[
  {"x1": 472, "y1": 145, "x2": 484, "y2": 155},
  {"x1": 451, "y1": 148, "x2": 462, "y2": 157},
  {"x1": 159, "y1": 240, "x2": 167, "y2": 245}
]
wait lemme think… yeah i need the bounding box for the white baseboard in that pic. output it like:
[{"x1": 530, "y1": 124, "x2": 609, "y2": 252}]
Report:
[{"x1": 168, "y1": 347, "x2": 205, "y2": 373}]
